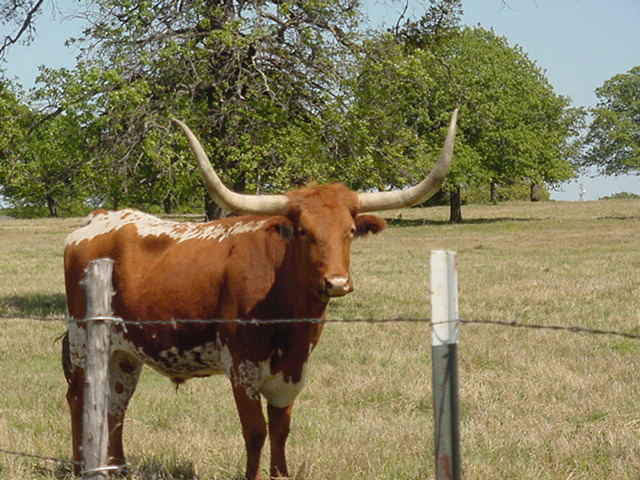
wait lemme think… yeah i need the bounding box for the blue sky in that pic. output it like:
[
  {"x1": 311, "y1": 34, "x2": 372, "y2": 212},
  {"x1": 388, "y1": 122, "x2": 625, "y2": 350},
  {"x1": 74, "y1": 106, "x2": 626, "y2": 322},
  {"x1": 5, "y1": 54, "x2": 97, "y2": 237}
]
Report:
[{"x1": 3, "y1": 0, "x2": 639, "y2": 201}]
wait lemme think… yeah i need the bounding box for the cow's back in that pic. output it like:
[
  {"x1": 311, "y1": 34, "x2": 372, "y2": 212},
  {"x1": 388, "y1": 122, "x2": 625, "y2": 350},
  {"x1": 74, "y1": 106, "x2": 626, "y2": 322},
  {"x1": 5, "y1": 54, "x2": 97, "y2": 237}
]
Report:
[{"x1": 64, "y1": 209, "x2": 290, "y2": 322}]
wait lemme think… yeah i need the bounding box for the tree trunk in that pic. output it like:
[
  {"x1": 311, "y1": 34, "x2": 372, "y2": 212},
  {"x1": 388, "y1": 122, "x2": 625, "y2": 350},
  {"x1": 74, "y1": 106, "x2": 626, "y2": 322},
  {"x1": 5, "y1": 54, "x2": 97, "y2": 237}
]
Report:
[
  {"x1": 530, "y1": 183, "x2": 541, "y2": 202},
  {"x1": 449, "y1": 185, "x2": 463, "y2": 224},
  {"x1": 490, "y1": 181, "x2": 497, "y2": 204},
  {"x1": 162, "y1": 196, "x2": 173, "y2": 214},
  {"x1": 46, "y1": 194, "x2": 58, "y2": 217},
  {"x1": 204, "y1": 195, "x2": 229, "y2": 221}
]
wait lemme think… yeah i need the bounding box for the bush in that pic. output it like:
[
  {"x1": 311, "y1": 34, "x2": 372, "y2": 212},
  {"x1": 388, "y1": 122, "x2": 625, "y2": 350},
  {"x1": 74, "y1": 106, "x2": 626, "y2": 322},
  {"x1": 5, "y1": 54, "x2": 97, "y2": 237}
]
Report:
[{"x1": 600, "y1": 191, "x2": 640, "y2": 200}]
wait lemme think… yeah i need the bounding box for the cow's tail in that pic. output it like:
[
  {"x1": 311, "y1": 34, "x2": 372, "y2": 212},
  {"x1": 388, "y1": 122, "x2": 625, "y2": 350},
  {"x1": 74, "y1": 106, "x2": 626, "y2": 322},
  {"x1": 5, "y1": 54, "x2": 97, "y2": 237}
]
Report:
[{"x1": 61, "y1": 331, "x2": 72, "y2": 384}]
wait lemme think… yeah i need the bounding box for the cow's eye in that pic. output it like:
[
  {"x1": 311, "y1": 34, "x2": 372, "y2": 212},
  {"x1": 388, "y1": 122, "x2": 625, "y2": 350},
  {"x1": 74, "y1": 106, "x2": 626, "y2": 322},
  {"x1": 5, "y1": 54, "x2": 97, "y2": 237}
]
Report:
[{"x1": 298, "y1": 227, "x2": 312, "y2": 240}]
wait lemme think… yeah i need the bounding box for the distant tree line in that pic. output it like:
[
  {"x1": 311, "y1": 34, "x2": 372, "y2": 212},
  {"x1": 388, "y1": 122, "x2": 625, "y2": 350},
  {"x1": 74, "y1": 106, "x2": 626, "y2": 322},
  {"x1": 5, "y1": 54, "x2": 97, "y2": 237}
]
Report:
[{"x1": 0, "y1": 0, "x2": 634, "y2": 221}]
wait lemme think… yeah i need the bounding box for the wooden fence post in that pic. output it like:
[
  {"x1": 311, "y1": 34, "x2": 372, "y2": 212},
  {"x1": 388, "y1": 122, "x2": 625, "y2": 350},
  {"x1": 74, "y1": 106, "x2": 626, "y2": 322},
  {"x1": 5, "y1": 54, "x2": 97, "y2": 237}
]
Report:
[
  {"x1": 80, "y1": 258, "x2": 114, "y2": 480},
  {"x1": 430, "y1": 250, "x2": 461, "y2": 480}
]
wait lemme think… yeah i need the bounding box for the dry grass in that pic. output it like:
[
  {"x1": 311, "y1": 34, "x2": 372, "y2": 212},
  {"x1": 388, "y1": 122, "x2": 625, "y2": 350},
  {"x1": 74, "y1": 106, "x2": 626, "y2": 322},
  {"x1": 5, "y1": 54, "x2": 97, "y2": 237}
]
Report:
[{"x1": 1, "y1": 200, "x2": 640, "y2": 479}]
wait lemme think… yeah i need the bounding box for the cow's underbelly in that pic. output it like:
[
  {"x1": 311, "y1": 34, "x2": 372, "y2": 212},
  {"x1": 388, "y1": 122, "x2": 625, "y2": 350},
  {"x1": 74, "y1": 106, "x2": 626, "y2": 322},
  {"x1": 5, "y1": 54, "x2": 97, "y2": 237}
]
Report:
[
  {"x1": 67, "y1": 324, "x2": 307, "y2": 407},
  {"x1": 112, "y1": 329, "x2": 232, "y2": 382},
  {"x1": 68, "y1": 324, "x2": 231, "y2": 379}
]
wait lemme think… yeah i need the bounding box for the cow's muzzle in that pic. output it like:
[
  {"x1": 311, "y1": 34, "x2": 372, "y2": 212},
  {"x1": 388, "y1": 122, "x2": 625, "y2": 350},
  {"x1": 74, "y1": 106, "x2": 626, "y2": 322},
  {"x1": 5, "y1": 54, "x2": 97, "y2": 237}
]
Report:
[{"x1": 321, "y1": 276, "x2": 354, "y2": 297}]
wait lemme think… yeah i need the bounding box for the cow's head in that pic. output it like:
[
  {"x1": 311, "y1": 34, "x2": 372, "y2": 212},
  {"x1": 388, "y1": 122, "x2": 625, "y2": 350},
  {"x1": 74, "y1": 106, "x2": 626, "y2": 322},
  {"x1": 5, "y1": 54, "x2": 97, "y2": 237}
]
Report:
[
  {"x1": 283, "y1": 183, "x2": 387, "y2": 297},
  {"x1": 173, "y1": 109, "x2": 457, "y2": 298}
]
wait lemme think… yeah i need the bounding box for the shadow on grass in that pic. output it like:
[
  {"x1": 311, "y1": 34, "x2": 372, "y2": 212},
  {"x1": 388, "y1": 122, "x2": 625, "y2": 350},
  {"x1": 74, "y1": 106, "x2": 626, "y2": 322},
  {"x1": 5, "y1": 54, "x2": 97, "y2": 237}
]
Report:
[
  {"x1": 133, "y1": 457, "x2": 253, "y2": 480},
  {"x1": 32, "y1": 463, "x2": 73, "y2": 479},
  {"x1": 31, "y1": 458, "x2": 210, "y2": 480},
  {"x1": 0, "y1": 293, "x2": 67, "y2": 318},
  {"x1": 384, "y1": 216, "x2": 546, "y2": 228},
  {"x1": 597, "y1": 215, "x2": 640, "y2": 221},
  {"x1": 132, "y1": 458, "x2": 201, "y2": 479}
]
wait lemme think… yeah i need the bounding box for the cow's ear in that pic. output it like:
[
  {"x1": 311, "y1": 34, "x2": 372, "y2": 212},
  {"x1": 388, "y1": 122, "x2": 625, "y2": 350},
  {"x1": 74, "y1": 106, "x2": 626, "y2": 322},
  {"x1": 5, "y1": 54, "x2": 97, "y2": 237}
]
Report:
[
  {"x1": 268, "y1": 218, "x2": 294, "y2": 241},
  {"x1": 355, "y1": 214, "x2": 386, "y2": 237}
]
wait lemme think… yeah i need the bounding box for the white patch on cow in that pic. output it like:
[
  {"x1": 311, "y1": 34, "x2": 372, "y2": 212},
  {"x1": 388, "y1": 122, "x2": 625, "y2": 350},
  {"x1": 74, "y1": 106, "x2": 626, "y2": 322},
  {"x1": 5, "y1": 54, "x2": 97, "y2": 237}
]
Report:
[
  {"x1": 233, "y1": 360, "x2": 267, "y2": 401},
  {"x1": 108, "y1": 352, "x2": 142, "y2": 418},
  {"x1": 219, "y1": 343, "x2": 233, "y2": 377},
  {"x1": 228, "y1": 358, "x2": 307, "y2": 406},
  {"x1": 64, "y1": 209, "x2": 267, "y2": 247},
  {"x1": 260, "y1": 364, "x2": 308, "y2": 408}
]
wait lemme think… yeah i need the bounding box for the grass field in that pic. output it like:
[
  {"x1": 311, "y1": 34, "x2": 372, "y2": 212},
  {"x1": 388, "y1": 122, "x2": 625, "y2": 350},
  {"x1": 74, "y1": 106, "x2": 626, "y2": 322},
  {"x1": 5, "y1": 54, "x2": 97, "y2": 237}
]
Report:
[{"x1": 1, "y1": 199, "x2": 639, "y2": 479}]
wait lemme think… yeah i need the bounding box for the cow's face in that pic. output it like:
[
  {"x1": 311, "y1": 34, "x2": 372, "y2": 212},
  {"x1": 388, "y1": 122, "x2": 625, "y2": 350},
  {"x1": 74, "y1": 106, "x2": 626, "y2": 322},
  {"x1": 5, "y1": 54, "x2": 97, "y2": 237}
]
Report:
[{"x1": 287, "y1": 184, "x2": 386, "y2": 298}]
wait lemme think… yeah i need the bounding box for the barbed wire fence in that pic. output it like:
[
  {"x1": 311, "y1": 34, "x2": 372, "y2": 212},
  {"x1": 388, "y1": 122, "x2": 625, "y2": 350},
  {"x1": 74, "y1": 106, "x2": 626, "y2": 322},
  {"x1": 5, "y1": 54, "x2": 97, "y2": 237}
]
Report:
[
  {"x1": 2, "y1": 253, "x2": 640, "y2": 479},
  {"x1": 3, "y1": 312, "x2": 640, "y2": 339}
]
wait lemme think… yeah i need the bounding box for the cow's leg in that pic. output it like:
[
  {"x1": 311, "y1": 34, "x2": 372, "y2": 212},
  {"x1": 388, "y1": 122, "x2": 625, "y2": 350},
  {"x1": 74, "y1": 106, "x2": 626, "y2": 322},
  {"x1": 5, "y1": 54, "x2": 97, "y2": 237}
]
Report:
[
  {"x1": 63, "y1": 330, "x2": 85, "y2": 475},
  {"x1": 65, "y1": 365, "x2": 85, "y2": 476},
  {"x1": 231, "y1": 384, "x2": 267, "y2": 480},
  {"x1": 107, "y1": 351, "x2": 142, "y2": 471},
  {"x1": 267, "y1": 403, "x2": 293, "y2": 479}
]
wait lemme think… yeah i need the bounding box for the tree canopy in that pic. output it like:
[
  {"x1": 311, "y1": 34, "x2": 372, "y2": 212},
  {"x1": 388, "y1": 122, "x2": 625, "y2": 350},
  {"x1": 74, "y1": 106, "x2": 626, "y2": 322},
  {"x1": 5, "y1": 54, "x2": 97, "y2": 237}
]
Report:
[
  {"x1": 349, "y1": 18, "x2": 583, "y2": 221},
  {"x1": 583, "y1": 66, "x2": 640, "y2": 176},
  {"x1": 0, "y1": 0, "x2": 583, "y2": 219}
]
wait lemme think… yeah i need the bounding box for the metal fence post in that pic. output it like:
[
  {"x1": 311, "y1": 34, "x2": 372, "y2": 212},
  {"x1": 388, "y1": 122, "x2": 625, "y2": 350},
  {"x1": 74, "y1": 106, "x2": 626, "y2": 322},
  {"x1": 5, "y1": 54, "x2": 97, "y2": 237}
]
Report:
[
  {"x1": 430, "y1": 250, "x2": 461, "y2": 480},
  {"x1": 80, "y1": 258, "x2": 114, "y2": 480}
]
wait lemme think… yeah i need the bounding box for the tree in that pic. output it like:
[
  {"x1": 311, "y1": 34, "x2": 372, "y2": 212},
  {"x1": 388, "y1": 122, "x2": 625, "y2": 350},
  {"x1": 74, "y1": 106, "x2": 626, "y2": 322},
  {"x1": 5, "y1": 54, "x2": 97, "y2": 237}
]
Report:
[
  {"x1": 339, "y1": 35, "x2": 448, "y2": 192},
  {"x1": 25, "y1": 0, "x2": 365, "y2": 218},
  {"x1": 399, "y1": 23, "x2": 581, "y2": 221},
  {"x1": 346, "y1": 13, "x2": 581, "y2": 222},
  {"x1": 1, "y1": 0, "x2": 581, "y2": 219},
  {"x1": 583, "y1": 66, "x2": 640, "y2": 176},
  {"x1": 0, "y1": 109, "x2": 91, "y2": 217},
  {"x1": 334, "y1": 1, "x2": 468, "y2": 197}
]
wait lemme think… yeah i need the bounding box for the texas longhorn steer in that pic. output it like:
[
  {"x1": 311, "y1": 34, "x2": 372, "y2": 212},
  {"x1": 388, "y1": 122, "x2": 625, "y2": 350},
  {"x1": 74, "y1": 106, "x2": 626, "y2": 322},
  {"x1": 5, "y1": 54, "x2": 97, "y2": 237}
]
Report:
[{"x1": 62, "y1": 110, "x2": 457, "y2": 479}]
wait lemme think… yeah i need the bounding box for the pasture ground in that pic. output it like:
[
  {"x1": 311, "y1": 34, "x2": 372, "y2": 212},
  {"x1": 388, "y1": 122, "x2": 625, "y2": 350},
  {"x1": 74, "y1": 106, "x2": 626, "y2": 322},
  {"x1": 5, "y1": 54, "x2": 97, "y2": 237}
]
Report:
[{"x1": 1, "y1": 199, "x2": 639, "y2": 479}]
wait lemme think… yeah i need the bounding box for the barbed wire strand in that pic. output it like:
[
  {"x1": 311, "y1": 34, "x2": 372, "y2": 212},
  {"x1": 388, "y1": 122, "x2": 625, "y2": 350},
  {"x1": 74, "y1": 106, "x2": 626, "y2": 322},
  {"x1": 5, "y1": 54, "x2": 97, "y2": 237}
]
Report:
[
  {"x1": 458, "y1": 318, "x2": 640, "y2": 341},
  {"x1": 0, "y1": 313, "x2": 429, "y2": 324},
  {"x1": 2, "y1": 312, "x2": 640, "y2": 340},
  {"x1": 0, "y1": 446, "x2": 79, "y2": 466}
]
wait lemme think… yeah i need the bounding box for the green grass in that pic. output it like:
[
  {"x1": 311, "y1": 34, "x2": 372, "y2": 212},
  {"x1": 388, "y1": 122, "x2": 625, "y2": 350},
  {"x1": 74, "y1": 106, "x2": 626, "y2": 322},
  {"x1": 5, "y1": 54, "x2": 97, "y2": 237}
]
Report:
[{"x1": 1, "y1": 200, "x2": 640, "y2": 479}]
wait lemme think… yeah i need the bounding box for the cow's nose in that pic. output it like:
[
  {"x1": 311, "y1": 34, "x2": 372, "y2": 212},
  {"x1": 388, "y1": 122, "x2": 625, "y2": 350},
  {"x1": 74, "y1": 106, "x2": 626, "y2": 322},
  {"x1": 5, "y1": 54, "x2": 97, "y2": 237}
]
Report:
[{"x1": 322, "y1": 276, "x2": 353, "y2": 297}]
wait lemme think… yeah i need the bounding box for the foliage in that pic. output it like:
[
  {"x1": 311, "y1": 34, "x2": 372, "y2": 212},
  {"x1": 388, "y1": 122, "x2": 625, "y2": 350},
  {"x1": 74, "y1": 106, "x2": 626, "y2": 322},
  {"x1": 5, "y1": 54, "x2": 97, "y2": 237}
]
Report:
[
  {"x1": 583, "y1": 66, "x2": 640, "y2": 176},
  {"x1": 0, "y1": 75, "x2": 93, "y2": 217},
  {"x1": 424, "y1": 26, "x2": 582, "y2": 188},
  {"x1": 464, "y1": 182, "x2": 550, "y2": 204},
  {"x1": 340, "y1": 34, "x2": 452, "y2": 192},
  {"x1": 0, "y1": 75, "x2": 26, "y2": 159},
  {"x1": 599, "y1": 191, "x2": 640, "y2": 200},
  {"x1": 0, "y1": 1, "x2": 583, "y2": 218},
  {"x1": 349, "y1": 18, "x2": 582, "y2": 221},
  {"x1": 1, "y1": 112, "x2": 91, "y2": 217},
  {"x1": 24, "y1": 0, "x2": 364, "y2": 213}
]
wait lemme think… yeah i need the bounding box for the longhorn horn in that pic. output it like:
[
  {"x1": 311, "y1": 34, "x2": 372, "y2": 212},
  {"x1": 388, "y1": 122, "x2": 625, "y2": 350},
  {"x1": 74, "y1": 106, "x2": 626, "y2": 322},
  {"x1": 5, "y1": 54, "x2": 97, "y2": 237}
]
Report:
[
  {"x1": 357, "y1": 108, "x2": 458, "y2": 213},
  {"x1": 172, "y1": 119, "x2": 289, "y2": 215}
]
